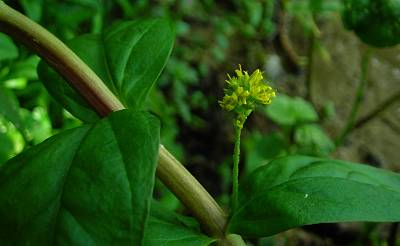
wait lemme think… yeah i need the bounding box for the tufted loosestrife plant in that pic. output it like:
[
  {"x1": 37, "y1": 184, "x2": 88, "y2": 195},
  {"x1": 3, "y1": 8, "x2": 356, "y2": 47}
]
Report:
[
  {"x1": 2, "y1": 2, "x2": 400, "y2": 245},
  {"x1": 220, "y1": 65, "x2": 276, "y2": 211}
]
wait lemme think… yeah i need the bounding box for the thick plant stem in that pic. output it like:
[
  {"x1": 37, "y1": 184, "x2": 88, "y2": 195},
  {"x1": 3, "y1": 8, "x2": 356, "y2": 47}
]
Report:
[
  {"x1": 231, "y1": 125, "x2": 242, "y2": 212},
  {"x1": 335, "y1": 48, "x2": 371, "y2": 147},
  {"x1": 0, "y1": 1, "x2": 235, "y2": 242},
  {"x1": 157, "y1": 145, "x2": 226, "y2": 237}
]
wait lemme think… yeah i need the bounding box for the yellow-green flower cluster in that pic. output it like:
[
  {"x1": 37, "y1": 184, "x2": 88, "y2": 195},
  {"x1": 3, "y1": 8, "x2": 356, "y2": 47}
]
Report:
[{"x1": 220, "y1": 65, "x2": 276, "y2": 113}]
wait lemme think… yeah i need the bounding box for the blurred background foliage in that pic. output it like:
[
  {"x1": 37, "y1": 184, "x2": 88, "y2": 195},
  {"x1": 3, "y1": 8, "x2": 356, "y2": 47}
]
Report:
[{"x1": 0, "y1": 0, "x2": 399, "y2": 245}]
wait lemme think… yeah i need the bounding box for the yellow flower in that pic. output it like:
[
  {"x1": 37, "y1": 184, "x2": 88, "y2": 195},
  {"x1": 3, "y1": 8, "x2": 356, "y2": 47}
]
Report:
[
  {"x1": 220, "y1": 94, "x2": 237, "y2": 111},
  {"x1": 219, "y1": 65, "x2": 276, "y2": 113}
]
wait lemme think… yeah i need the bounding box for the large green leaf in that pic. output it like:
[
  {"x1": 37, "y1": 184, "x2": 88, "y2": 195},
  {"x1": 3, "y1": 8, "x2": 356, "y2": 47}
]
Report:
[
  {"x1": 0, "y1": 109, "x2": 160, "y2": 245},
  {"x1": 228, "y1": 156, "x2": 400, "y2": 237},
  {"x1": 38, "y1": 18, "x2": 175, "y2": 122},
  {"x1": 145, "y1": 201, "x2": 215, "y2": 246}
]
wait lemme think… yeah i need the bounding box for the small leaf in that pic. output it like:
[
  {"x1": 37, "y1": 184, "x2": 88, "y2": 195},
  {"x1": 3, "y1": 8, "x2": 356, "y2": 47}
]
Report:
[
  {"x1": 0, "y1": 33, "x2": 18, "y2": 61},
  {"x1": 20, "y1": 107, "x2": 52, "y2": 144},
  {"x1": 0, "y1": 87, "x2": 25, "y2": 136},
  {"x1": 38, "y1": 18, "x2": 175, "y2": 122},
  {"x1": 145, "y1": 201, "x2": 215, "y2": 246},
  {"x1": 264, "y1": 94, "x2": 318, "y2": 126},
  {"x1": 294, "y1": 124, "x2": 334, "y2": 156},
  {"x1": 3, "y1": 55, "x2": 40, "y2": 81},
  {"x1": 0, "y1": 117, "x2": 23, "y2": 165},
  {"x1": 243, "y1": 131, "x2": 286, "y2": 173},
  {"x1": 0, "y1": 110, "x2": 160, "y2": 245},
  {"x1": 19, "y1": 0, "x2": 43, "y2": 22},
  {"x1": 228, "y1": 156, "x2": 400, "y2": 237},
  {"x1": 0, "y1": 131, "x2": 15, "y2": 165}
]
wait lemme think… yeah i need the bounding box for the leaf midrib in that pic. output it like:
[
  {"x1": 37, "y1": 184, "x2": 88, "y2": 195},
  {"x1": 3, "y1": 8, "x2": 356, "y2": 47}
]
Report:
[
  {"x1": 51, "y1": 126, "x2": 92, "y2": 244},
  {"x1": 119, "y1": 20, "x2": 157, "y2": 89}
]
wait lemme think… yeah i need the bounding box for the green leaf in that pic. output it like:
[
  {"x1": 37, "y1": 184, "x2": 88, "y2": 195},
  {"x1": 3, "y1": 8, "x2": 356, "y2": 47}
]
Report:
[
  {"x1": 264, "y1": 94, "x2": 318, "y2": 126},
  {"x1": 243, "y1": 131, "x2": 285, "y2": 174},
  {"x1": 0, "y1": 130, "x2": 15, "y2": 165},
  {"x1": 19, "y1": 0, "x2": 43, "y2": 22},
  {"x1": 4, "y1": 55, "x2": 40, "y2": 81},
  {"x1": 0, "y1": 116, "x2": 24, "y2": 165},
  {"x1": 228, "y1": 156, "x2": 400, "y2": 237},
  {"x1": 309, "y1": 0, "x2": 343, "y2": 14},
  {"x1": 38, "y1": 18, "x2": 175, "y2": 122},
  {"x1": 294, "y1": 124, "x2": 334, "y2": 156},
  {"x1": 342, "y1": 0, "x2": 400, "y2": 47},
  {"x1": 0, "y1": 109, "x2": 160, "y2": 245},
  {"x1": 145, "y1": 201, "x2": 215, "y2": 246},
  {"x1": 0, "y1": 87, "x2": 25, "y2": 136},
  {"x1": 244, "y1": 1, "x2": 263, "y2": 27},
  {"x1": 20, "y1": 107, "x2": 52, "y2": 144},
  {"x1": 45, "y1": 1, "x2": 98, "y2": 36},
  {"x1": 0, "y1": 33, "x2": 18, "y2": 61}
]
